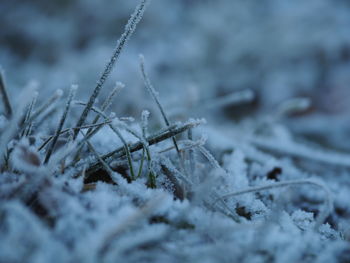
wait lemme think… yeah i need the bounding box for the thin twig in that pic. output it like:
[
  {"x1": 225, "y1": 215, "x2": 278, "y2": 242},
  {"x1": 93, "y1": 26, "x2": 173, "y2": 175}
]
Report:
[{"x1": 108, "y1": 122, "x2": 136, "y2": 180}]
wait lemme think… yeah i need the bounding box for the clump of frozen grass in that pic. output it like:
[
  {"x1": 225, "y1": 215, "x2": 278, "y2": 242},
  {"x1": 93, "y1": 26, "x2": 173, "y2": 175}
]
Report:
[{"x1": 0, "y1": 0, "x2": 349, "y2": 262}]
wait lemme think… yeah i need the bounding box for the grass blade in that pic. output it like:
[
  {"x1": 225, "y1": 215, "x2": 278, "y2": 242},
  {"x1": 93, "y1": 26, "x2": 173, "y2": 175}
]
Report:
[{"x1": 73, "y1": 0, "x2": 150, "y2": 139}]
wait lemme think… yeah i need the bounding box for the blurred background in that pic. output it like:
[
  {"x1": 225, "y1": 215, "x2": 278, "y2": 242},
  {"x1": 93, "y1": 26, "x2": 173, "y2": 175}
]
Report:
[{"x1": 1, "y1": 0, "x2": 350, "y2": 149}]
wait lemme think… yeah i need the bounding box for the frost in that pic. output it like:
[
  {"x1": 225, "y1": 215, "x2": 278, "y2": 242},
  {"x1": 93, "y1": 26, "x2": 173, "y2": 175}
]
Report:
[{"x1": 0, "y1": 0, "x2": 349, "y2": 262}]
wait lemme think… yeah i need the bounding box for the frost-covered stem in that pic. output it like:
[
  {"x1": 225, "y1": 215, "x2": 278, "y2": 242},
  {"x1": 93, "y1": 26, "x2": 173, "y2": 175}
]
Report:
[
  {"x1": 157, "y1": 138, "x2": 204, "y2": 154},
  {"x1": 75, "y1": 100, "x2": 137, "y2": 178},
  {"x1": 140, "y1": 110, "x2": 155, "y2": 182},
  {"x1": 21, "y1": 92, "x2": 38, "y2": 137},
  {"x1": 86, "y1": 82, "x2": 124, "y2": 136},
  {"x1": 0, "y1": 69, "x2": 12, "y2": 118},
  {"x1": 101, "y1": 82, "x2": 124, "y2": 111},
  {"x1": 38, "y1": 118, "x2": 115, "y2": 152},
  {"x1": 34, "y1": 102, "x2": 61, "y2": 129},
  {"x1": 161, "y1": 157, "x2": 192, "y2": 187},
  {"x1": 108, "y1": 123, "x2": 136, "y2": 180},
  {"x1": 64, "y1": 119, "x2": 115, "y2": 136},
  {"x1": 209, "y1": 191, "x2": 241, "y2": 222},
  {"x1": 197, "y1": 145, "x2": 222, "y2": 170},
  {"x1": 23, "y1": 92, "x2": 38, "y2": 123},
  {"x1": 71, "y1": 101, "x2": 117, "y2": 163},
  {"x1": 29, "y1": 89, "x2": 63, "y2": 122},
  {"x1": 73, "y1": 0, "x2": 149, "y2": 139},
  {"x1": 141, "y1": 110, "x2": 149, "y2": 137},
  {"x1": 44, "y1": 85, "x2": 77, "y2": 164},
  {"x1": 85, "y1": 138, "x2": 114, "y2": 176},
  {"x1": 137, "y1": 148, "x2": 146, "y2": 178},
  {"x1": 276, "y1": 97, "x2": 311, "y2": 118},
  {"x1": 25, "y1": 122, "x2": 34, "y2": 137},
  {"x1": 139, "y1": 55, "x2": 182, "y2": 157},
  {"x1": 187, "y1": 128, "x2": 196, "y2": 174},
  {"x1": 114, "y1": 119, "x2": 154, "y2": 178},
  {"x1": 214, "y1": 179, "x2": 332, "y2": 229},
  {"x1": 75, "y1": 102, "x2": 136, "y2": 123}
]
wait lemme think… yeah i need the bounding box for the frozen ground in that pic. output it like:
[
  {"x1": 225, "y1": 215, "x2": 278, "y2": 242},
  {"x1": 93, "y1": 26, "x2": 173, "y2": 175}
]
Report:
[{"x1": 0, "y1": 0, "x2": 350, "y2": 262}]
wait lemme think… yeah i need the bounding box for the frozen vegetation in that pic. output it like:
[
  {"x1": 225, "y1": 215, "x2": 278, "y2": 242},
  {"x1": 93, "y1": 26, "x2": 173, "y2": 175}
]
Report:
[{"x1": 0, "y1": 0, "x2": 350, "y2": 262}]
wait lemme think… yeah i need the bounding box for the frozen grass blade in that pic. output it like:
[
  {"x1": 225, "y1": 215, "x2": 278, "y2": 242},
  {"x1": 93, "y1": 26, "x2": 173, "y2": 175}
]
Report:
[
  {"x1": 139, "y1": 55, "x2": 170, "y2": 127},
  {"x1": 197, "y1": 145, "x2": 222, "y2": 170},
  {"x1": 86, "y1": 82, "x2": 124, "y2": 136},
  {"x1": 139, "y1": 55, "x2": 189, "y2": 179},
  {"x1": 276, "y1": 97, "x2": 311, "y2": 118},
  {"x1": 73, "y1": 82, "x2": 123, "y2": 167},
  {"x1": 201, "y1": 89, "x2": 255, "y2": 110},
  {"x1": 73, "y1": 0, "x2": 150, "y2": 139},
  {"x1": 44, "y1": 85, "x2": 77, "y2": 164},
  {"x1": 108, "y1": 121, "x2": 136, "y2": 180},
  {"x1": 187, "y1": 129, "x2": 196, "y2": 175},
  {"x1": 34, "y1": 102, "x2": 61, "y2": 129},
  {"x1": 38, "y1": 117, "x2": 116, "y2": 152},
  {"x1": 140, "y1": 110, "x2": 156, "y2": 184},
  {"x1": 20, "y1": 91, "x2": 38, "y2": 137},
  {"x1": 29, "y1": 89, "x2": 63, "y2": 122},
  {"x1": 85, "y1": 137, "x2": 114, "y2": 176},
  {"x1": 139, "y1": 55, "x2": 182, "y2": 157},
  {"x1": 0, "y1": 68, "x2": 13, "y2": 118},
  {"x1": 161, "y1": 157, "x2": 192, "y2": 186}
]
